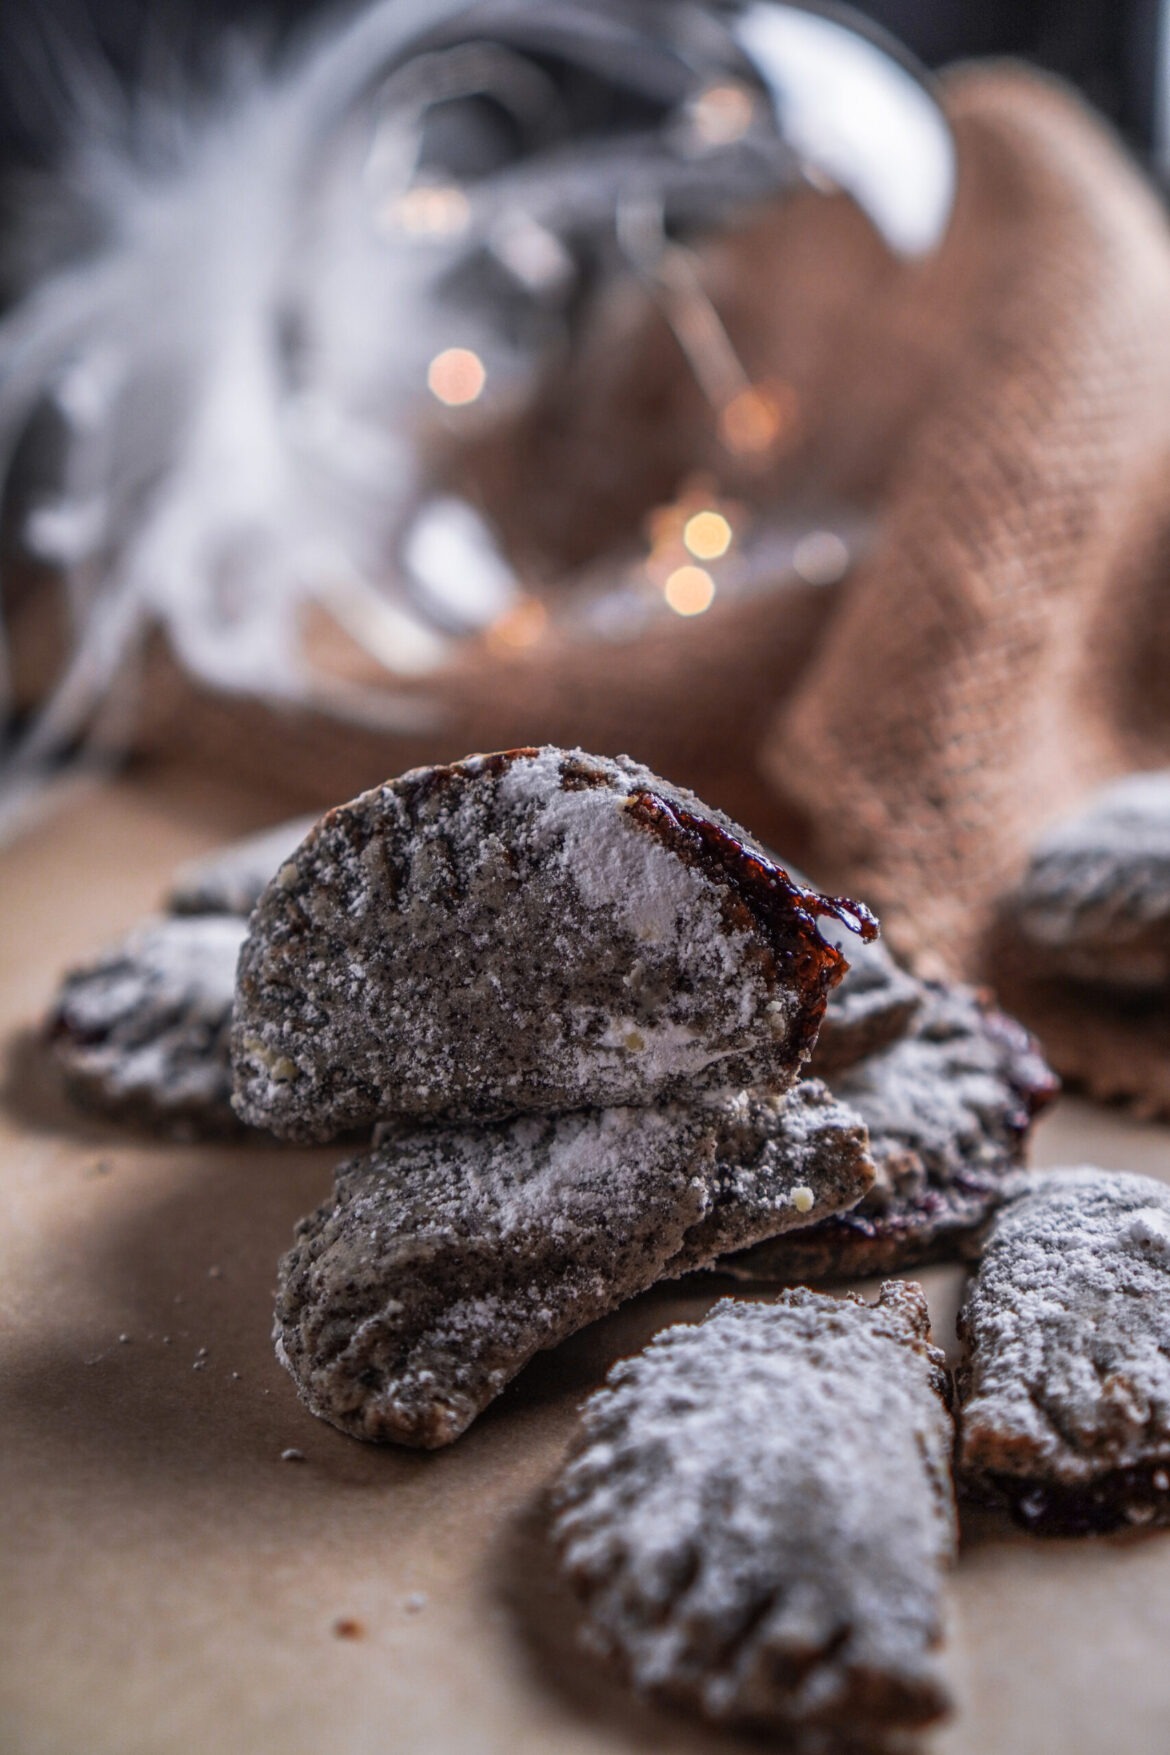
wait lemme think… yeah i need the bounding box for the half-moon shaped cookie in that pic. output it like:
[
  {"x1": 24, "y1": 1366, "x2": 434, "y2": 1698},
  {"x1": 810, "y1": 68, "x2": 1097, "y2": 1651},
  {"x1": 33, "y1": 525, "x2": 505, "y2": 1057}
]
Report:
[
  {"x1": 274, "y1": 1082, "x2": 873, "y2": 1448},
  {"x1": 233, "y1": 747, "x2": 871, "y2": 1141},
  {"x1": 553, "y1": 1286, "x2": 955, "y2": 1739}
]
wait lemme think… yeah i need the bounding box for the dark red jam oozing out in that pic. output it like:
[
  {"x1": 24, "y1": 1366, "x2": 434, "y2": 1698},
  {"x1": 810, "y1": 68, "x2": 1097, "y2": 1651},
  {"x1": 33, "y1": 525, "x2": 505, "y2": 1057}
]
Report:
[
  {"x1": 984, "y1": 1463, "x2": 1170, "y2": 1536},
  {"x1": 625, "y1": 790, "x2": 878, "y2": 1060}
]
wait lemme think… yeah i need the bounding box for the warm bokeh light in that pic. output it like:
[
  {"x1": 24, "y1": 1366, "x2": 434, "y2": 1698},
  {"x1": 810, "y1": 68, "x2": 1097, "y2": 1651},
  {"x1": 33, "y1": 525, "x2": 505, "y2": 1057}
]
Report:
[
  {"x1": 484, "y1": 596, "x2": 548, "y2": 652},
  {"x1": 689, "y1": 83, "x2": 755, "y2": 148},
  {"x1": 683, "y1": 509, "x2": 732, "y2": 560},
  {"x1": 427, "y1": 347, "x2": 486, "y2": 406},
  {"x1": 645, "y1": 501, "x2": 686, "y2": 555},
  {"x1": 384, "y1": 184, "x2": 471, "y2": 236},
  {"x1": 663, "y1": 565, "x2": 715, "y2": 616},
  {"x1": 718, "y1": 382, "x2": 798, "y2": 457}
]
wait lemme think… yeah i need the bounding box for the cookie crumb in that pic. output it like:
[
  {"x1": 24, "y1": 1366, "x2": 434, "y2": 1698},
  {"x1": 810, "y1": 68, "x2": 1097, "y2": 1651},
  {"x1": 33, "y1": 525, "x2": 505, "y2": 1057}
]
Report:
[
  {"x1": 791, "y1": 1186, "x2": 815, "y2": 1213},
  {"x1": 331, "y1": 1617, "x2": 364, "y2": 1640},
  {"x1": 280, "y1": 1447, "x2": 307, "y2": 1463},
  {"x1": 207, "y1": 1265, "x2": 223, "y2": 1279},
  {"x1": 118, "y1": 1333, "x2": 131, "y2": 1344}
]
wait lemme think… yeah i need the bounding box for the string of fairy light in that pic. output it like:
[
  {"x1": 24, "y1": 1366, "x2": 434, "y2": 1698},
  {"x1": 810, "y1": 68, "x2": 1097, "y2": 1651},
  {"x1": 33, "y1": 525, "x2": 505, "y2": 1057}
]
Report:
[{"x1": 382, "y1": 76, "x2": 855, "y2": 650}]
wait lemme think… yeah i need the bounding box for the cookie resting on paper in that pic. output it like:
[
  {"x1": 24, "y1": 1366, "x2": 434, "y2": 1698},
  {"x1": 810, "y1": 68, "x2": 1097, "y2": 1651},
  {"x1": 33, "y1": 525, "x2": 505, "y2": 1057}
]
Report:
[
  {"x1": 721, "y1": 983, "x2": 1057, "y2": 1282},
  {"x1": 233, "y1": 747, "x2": 872, "y2": 1141},
  {"x1": 168, "y1": 814, "x2": 318, "y2": 917},
  {"x1": 46, "y1": 914, "x2": 246, "y2": 1136},
  {"x1": 552, "y1": 1285, "x2": 955, "y2": 1742},
  {"x1": 999, "y1": 771, "x2": 1170, "y2": 990},
  {"x1": 957, "y1": 1168, "x2": 1170, "y2": 1534},
  {"x1": 274, "y1": 1082, "x2": 874, "y2": 1448},
  {"x1": 991, "y1": 772, "x2": 1170, "y2": 1116}
]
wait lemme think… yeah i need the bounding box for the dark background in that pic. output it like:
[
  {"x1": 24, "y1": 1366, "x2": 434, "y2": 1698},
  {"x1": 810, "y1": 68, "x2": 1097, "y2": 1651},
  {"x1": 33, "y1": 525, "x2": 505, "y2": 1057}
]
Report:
[{"x1": 0, "y1": 0, "x2": 1163, "y2": 170}]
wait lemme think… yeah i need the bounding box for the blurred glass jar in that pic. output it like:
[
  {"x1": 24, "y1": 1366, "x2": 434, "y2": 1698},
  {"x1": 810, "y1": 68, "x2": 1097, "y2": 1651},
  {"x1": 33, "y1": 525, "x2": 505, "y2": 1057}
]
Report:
[{"x1": 0, "y1": 0, "x2": 955, "y2": 803}]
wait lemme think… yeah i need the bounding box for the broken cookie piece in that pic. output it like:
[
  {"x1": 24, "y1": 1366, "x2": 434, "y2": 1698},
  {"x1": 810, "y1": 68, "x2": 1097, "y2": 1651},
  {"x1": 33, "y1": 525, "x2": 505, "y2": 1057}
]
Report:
[
  {"x1": 765, "y1": 861, "x2": 921, "y2": 1075},
  {"x1": 234, "y1": 747, "x2": 871, "y2": 1141},
  {"x1": 46, "y1": 915, "x2": 246, "y2": 1136},
  {"x1": 274, "y1": 1082, "x2": 873, "y2": 1448},
  {"x1": 552, "y1": 1285, "x2": 955, "y2": 1742},
  {"x1": 722, "y1": 983, "x2": 1057, "y2": 1282},
  {"x1": 168, "y1": 814, "x2": 318, "y2": 917},
  {"x1": 957, "y1": 1167, "x2": 1170, "y2": 1534},
  {"x1": 809, "y1": 920, "x2": 923, "y2": 1076}
]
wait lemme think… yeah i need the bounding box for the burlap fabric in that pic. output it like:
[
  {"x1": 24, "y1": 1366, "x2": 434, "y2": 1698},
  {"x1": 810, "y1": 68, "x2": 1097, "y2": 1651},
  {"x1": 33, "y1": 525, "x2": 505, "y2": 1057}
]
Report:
[{"x1": 127, "y1": 64, "x2": 1170, "y2": 1103}]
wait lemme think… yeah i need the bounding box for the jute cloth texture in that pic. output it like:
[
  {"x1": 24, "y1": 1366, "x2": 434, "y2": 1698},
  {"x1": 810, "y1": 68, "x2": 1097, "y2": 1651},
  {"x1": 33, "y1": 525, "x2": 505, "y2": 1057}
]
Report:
[{"x1": 132, "y1": 64, "x2": 1170, "y2": 1062}]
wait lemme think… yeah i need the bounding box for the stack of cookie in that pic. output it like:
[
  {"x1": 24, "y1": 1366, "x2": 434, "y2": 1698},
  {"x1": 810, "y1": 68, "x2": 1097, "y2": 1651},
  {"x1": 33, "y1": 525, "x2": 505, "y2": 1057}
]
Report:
[
  {"x1": 229, "y1": 747, "x2": 887, "y2": 1446},
  {"x1": 47, "y1": 745, "x2": 1170, "y2": 1751}
]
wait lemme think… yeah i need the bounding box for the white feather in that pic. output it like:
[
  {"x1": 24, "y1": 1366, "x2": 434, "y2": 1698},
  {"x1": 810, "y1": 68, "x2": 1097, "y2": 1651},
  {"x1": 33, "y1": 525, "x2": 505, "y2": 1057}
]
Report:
[{"x1": 0, "y1": 0, "x2": 543, "y2": 819}]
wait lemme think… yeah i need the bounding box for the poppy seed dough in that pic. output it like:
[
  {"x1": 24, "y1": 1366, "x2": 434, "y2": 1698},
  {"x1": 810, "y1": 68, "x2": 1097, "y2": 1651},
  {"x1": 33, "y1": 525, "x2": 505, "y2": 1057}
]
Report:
[
  {"x1": 232, "y1": 748, "x2": 870, "y2": 1141},
  {"x1": 274, "y1": 1082, "x2": 874, "y2": 1448}
]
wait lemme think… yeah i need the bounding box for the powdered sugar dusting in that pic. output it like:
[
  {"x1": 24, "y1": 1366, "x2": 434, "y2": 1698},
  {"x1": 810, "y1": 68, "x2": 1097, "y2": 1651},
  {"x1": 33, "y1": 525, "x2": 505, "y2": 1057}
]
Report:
[
  {"x1": 1008, "y1": 772, "x2": 1170, "y2": 982},
  {"x1": 49, "y1": 914, "x2": 245, "y2": 1132},
  {"x1": 958, "y1": 1167, "x2": 1170, "y2": 1489},
  {"x1": 500, "y1": 750, "x2": 733, "y2": 960},
  {"x1": 1123, "y1": 1207, "x2": 1170, "y2": 1254},
  {"x1": 1033, "y1": 772, "x2": 1170, "y2": 870},
  {"x1": 233, "y1": 747, "x2": 843, "y2": 1140},
  {"x1": 274, "y1": 1082, "x2": 874, "y2": 1447},
  {"x1": 723, "y1": 983, "x2": 1055, "y2": 1282},
  {"x1": 553, "y1": 1287, "x2": 955, "y2": 1735}
]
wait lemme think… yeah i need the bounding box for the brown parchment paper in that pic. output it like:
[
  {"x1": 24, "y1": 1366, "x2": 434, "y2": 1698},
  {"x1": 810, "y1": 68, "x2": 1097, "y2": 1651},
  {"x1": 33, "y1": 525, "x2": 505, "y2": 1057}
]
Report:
[{"x1": 4, "y1": 771, "x2": 1170, "y2": 1755}]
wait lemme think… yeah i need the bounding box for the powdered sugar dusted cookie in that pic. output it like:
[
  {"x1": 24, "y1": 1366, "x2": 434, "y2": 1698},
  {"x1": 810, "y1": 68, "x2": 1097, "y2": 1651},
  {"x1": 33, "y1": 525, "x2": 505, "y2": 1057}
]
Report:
[
  {"x1": 957, "y1": 1168, "x2": 1170, "y2": 1533},
  {"x1": 992, "y1": 771, "x2": 1170, "y2": 1116},
  {"x1": 722, "y1": 984, "x2": 1057, "y2": 1282},
  {"x1": 809, "y1": 923, "x2": 923, "y2": 1075},
  {"x1": 274, "y1": 1082, "x2": 873, "y2": 1447},
  {"x1": 47, "y1": 915, "x2": 246, "y2": 1136},
  {"x1": 553, "y1": 1285, "x2": 955, "y2": 1740},
  {"x1": 234, "y1": 748, "x2": 872, "y2": 1141},
  {"x1": 168, "y1": 814, "x2": 318, "y2": 917},
  {"x1": 1001, "y1": 772, "x2": 1170, "y2": 990}
]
